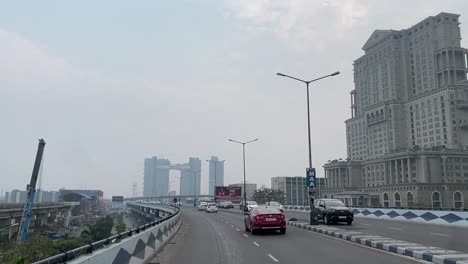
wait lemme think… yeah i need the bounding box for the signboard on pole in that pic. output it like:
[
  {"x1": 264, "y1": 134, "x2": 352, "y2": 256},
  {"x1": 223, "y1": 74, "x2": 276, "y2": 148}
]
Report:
[
  {"x1": 306, "y1": 168, "x2": 316, "y2": 188},
  {"x1": 215, "y1": 186, "x2": 242, "y2": 201},
  {"x1": 112, "y1": 196, "x2": 124, "y2": 211}
]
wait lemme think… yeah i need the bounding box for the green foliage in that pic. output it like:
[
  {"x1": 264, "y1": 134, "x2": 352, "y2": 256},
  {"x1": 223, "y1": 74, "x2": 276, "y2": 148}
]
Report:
[
  {"x1": 81, "y1": 215, "x2": 114, "y2": 241},
  {"x1": 115, "y1": 215, "x2": 126, "y2": 233},
  {"x1": 0, "y1": 215, "x2": 118, "y2": 263},
  {"x1": 253, "y1": 188, "x2": 286, "y2": 205}
]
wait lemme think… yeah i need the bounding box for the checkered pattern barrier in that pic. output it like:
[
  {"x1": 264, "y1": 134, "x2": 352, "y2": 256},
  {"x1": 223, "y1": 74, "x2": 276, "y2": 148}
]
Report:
[
  {"x1": 69, "y1": 211, "x2": 181, "y2": 264},
  {"x1": 284, "y1": 205, "x2": 468, "y2": 227},
  {"x1": 288, "y1": 221, "x2": 468, "y2": 264}
]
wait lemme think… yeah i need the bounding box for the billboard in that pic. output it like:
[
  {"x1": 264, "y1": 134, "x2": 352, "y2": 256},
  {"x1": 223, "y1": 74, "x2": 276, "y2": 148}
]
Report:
[
  {"x1": 112, "y1": 196, "x2": 124, "y2": 202},
  {"x1": 215, "y1": 186, "x2": 242, "y2": 201}
]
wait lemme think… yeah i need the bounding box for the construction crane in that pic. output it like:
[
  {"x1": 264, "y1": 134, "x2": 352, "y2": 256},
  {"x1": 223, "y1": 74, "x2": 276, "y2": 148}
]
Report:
[{"x1": 17, "y1": 139, "x2": 46, "y2": 244}]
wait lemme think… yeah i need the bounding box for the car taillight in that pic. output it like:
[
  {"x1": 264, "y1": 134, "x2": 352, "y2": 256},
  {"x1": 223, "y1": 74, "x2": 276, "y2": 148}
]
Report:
[
  {"x1": 279, "y1": 214, "x2": 284, "y2": 219},
  {"x1": 254, "y1": 215, "x2": 261, "y2": 220}
]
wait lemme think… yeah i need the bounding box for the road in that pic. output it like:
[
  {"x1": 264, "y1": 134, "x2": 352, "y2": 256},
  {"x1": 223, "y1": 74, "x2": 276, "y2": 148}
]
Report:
[
  {"x1": 285, "y1": 210, "x2": 468, "y2": 253},
  {"x1": 154, "y1": 207, "x2": 419, "y2": 264}
]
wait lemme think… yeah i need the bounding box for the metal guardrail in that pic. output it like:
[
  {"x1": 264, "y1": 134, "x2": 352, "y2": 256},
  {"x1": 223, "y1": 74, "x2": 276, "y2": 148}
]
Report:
[{"x1": 33, "y1": 204, "x2": 180, "y2": 264}]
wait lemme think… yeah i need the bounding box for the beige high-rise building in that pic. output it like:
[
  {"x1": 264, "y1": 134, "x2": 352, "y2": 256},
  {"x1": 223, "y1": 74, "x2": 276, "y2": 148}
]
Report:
[{"x1": 323, "y1": 12, "x2": 468, "y2": 209}]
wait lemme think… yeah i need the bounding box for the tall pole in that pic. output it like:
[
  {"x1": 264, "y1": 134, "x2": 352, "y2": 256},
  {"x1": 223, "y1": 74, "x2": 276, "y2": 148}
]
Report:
[
  {"x1": 306, "y1": 82, "x2": 312, "y2": 169},
  {"x1": 276, "y1": 71, "x2": 340, "y2": 225},
  {"x1": 228, "y1": 138, "x2": 258, "y2": 212},
  {"x1": 243, "y1": 143, "x2": 247, "y2": 212}
]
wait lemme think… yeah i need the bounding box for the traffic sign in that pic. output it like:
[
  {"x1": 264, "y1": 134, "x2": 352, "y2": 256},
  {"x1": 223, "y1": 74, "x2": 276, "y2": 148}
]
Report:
[{"x1": 306, "y1": 168, "x2": 316, "y2": 188}]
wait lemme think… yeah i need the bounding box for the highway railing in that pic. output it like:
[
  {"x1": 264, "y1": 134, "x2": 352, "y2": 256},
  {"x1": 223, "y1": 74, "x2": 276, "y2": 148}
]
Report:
[{"x1": 33, "y1": 204, "x2": 180, "y2": 264}]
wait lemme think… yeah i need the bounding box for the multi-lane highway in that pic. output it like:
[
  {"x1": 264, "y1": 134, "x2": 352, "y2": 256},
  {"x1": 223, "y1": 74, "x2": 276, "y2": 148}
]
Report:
[
  {"x1": 286, "y1": 211, "x2": 468, "y2": 253},
  {"x1": 153, "y1": 207, "x2": 420, "y2": 264}
]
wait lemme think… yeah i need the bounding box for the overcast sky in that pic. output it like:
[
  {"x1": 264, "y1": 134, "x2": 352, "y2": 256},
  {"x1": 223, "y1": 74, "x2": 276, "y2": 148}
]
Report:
[{"x1": 2, "y1": 0, "x2": 467, "y2": 198}]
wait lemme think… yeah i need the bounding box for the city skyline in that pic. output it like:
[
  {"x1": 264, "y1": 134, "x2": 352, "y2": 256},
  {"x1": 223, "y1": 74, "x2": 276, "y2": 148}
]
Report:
[{"x1": 2, "y1": 1, "x2": 468, "y2": 198}]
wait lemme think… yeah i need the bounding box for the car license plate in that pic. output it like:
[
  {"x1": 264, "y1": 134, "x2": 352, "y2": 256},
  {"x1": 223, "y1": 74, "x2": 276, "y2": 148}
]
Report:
[
  {"x1": 339, "y1": 216, "x2": 347, "y2": 219},
  {"x1": 266, "y1": 218, "x2": 276, "y2": 221}
]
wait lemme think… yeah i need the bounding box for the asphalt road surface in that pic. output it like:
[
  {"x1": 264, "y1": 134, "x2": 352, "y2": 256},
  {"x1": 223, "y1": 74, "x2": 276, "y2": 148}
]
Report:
[
  {"x1": 154, "y1": 207, "x2": 420, "y2": 264},
  {"x1": 285, "y1": 210, "x2": 468, "y2": 253}
]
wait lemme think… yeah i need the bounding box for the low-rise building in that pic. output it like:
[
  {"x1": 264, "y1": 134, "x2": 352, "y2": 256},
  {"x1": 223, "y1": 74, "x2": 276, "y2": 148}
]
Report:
[{"x1": 271, "y1": 177, "x2": 308, "y2": 205}]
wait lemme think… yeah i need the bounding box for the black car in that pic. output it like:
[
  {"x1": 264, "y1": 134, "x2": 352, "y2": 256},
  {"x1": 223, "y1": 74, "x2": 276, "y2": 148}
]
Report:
[{"x1": 315, "y1": 199, "x2": 353, "y2": 225}]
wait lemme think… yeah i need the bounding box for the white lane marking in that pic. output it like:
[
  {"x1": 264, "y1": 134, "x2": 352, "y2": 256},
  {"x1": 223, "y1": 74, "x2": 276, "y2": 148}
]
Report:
[
  {"x1": 388, "y1": 227, "x2": 403, "y2": 230},
  {"x1": 267, "y1": 254, "x2": 279, "y2": 262},
  {"x1": 236, "y1": 228, "x2": 240, "y2": 232},
  {"x1": 243, "y1": 233, "x2": 249, "y2": 238},
  {"x1": 429, "y1": 232, "x2": 451, "y2": 237},
  {"x1": 253, "y1": 241, "x2": 260, "y2": 247}
]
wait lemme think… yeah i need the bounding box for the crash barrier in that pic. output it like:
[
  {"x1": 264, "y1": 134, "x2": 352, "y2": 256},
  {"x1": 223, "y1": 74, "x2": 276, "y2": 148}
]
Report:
[
  {"x1": 283, "y1": 205, "x2": 468, "y2": 227},
  {"x1": 33, "y1": 203, "x2": 181, "y2": 264}
]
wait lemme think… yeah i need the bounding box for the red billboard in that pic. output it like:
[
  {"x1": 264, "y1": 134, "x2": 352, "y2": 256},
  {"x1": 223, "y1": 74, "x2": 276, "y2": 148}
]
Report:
[{"x1": 215, "y1": 186, "x2": 242, "y2": 201}]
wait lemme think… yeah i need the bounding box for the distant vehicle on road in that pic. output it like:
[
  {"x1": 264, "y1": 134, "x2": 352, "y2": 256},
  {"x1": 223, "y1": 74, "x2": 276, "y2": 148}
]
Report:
[
  {"x1": 205, "y1": 203, "x2": 218, "y2": 213},
  {"x1": 315, "y1": 199, "x2": 353, "y2": 225},
  {"x1": 198, "y1": 202, "x2": 208, "y2": 211},
  {"x1": 240, "y1": 201, "x2": 258, "y2": 211},
  {"x1": 265, "y1": 201, "x2": 284, "y2": 212},
  {"x1": 244, "y1": 206, "x2": 286, "y2": 235},
  {"x1": 218, "y1": 201, "x2": 234, "y2": 209}
]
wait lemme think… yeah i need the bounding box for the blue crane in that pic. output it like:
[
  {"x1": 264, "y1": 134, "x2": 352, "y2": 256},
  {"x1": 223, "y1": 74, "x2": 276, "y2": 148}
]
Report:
[{"x1": 17, "y1": 139, "x2": 46, "y2": 244}]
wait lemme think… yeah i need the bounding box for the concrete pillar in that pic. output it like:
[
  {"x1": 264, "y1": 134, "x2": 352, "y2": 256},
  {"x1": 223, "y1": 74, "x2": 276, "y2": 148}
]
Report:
[
  {"x1": 40, "y1": 213, "x2": 48, "y2": 226},
  {"x1": 407, "y1": 158, "x2": 411, "y2": 183},
  {"x1": 8, "y1": 217, "x2": 16, "y2": 240},
  {"x1": 348, "y1": 167, "x2": 352, "y2": 187},
  {"x1": 422, "y1": 156, "x2": 427, "y2": 182},
  {"x1": 446, "y1": 50, "x2": 451, "y2": 84},
  {"x1": 442, "y1": 156, "x2": 448, "y2": 183},
  {"x1": 400, "y1": 159, "x2": 405, "y2": 184},
  {"x1": 384, "y1": 161, "x2": 388, "y2": 185},
  {"x1": 338, "y1": 168, "x2": 342, "y2": 188},
  {"x1": 389, "y1": 160, "x2": 394, "y2": 184},
  {"x1": 63, "y1": 210, "x2": 71, "y2": 228}
]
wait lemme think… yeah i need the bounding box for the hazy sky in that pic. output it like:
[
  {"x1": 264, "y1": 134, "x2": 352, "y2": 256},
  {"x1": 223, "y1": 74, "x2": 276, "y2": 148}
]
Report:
[{"x1": 2, "y1": 1, "x2": 467, "y2": 198}]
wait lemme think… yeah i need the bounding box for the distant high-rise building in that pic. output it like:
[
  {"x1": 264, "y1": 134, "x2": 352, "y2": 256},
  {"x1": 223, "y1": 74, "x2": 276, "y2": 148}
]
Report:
[
  {"x1": 208, "y1": 156, "x2": 225, "y2": 195},
  {"x1": 323, "y1": 12, "x2": 468, "y2": 209},
  {"x1": 179, "y1": 157, "x2": 201, "y2": 196},
  {"x1": 271, "y1": 177, "x2": 308, "y2": 205},
  {"x1": 5, "y1": 189, "x2": 27, "y2": 203},
  {"x1": 144, "y1": 157, "x2": 170, "y2": 197}
]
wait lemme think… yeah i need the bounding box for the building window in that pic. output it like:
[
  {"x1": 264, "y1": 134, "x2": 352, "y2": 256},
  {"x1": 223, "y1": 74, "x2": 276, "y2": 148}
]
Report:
[
  {"x1": 407, "y1": 192, "x2": 414, "y2": 208},
  {"x1": 394, "y1": 192, "x2": 401, "y2": 207},
  {"x1": 432, "y1": 191, "x2": 441, "y2": 209},
  {"x1": 454, "y1": 191, "x2": 463, "y2": 209},
  {"x1": 383, "y1": 193, "x2": 389, "y2": 207}
]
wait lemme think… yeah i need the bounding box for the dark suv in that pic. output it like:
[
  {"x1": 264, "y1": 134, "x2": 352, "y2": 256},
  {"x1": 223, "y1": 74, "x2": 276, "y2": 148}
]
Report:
[{"x1": 315, "y1": 199, "x2": 353, "y2": 225}]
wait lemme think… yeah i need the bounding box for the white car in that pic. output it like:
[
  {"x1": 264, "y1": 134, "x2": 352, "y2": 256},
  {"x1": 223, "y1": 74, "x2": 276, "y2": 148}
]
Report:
[
  {"x1": 246, "y1": 201, "x2": 258, "y2": 210},
  {"x1": 265, "y1": 201, "x2": 284, "y2": 212},
  {"x1": 205, "y1": 203, "x2": 218, "y2": 213},
  {"x1": 198, "y1": 202, "x2": 208, "y2": 211}
]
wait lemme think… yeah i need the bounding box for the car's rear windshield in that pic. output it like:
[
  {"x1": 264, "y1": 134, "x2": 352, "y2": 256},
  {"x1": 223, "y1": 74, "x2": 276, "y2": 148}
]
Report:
[
  {"x1": 325, "y1": 200, "x2": 345, "y2": 207},
  {"x1": 255, "y1": 207, "x2": 281, "y2": 214},
  {"x1": 269, "y1": 202, "x2": 280, "y2": 206},
  {"x1": 247, "y1": 201, "x2": 257, "y2": 205},
  {"x1": 209, "y1": 204, "x2": 216, "y2": 206}
]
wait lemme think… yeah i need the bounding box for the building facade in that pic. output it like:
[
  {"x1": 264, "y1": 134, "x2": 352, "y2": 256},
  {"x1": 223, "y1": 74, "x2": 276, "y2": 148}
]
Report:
[
  {"x1": 208, "y1": 156, "x2": 225, "y2": 196},
  {"x1": 323, "y1": 12, "x2": 468, "y2": 209},
  {"x1": 144, "y1": 157, "x2": 170, "y2": 197},
  {"x1": 271, "y1": 177, "x2": 308, "y2": 205},
  {"x1": 228, "y1": 183, "x2": 257, "y2": 200},
  {"x1": 179, "y1": 157, "x2": 201, "y2": 196}
]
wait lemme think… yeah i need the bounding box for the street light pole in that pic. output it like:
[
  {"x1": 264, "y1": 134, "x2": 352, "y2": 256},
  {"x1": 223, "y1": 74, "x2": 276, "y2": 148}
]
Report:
[
  {"x1": 276, "y1": 71, "x2": 340, "y2": 225},
  {"x1": 228, "y1": 138, "x2": 258, "y2": 212}
]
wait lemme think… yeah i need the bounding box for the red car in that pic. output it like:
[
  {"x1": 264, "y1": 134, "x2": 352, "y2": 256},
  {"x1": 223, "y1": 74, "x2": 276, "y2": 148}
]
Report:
[{"x1": 244, "y1": 206, "x2": 286, "y2": 234}]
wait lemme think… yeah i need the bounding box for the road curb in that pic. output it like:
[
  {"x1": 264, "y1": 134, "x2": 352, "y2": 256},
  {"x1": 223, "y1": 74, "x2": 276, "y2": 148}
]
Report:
[{"x1": 287, "y1": 221, "x2": 468, "y2": 264}]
